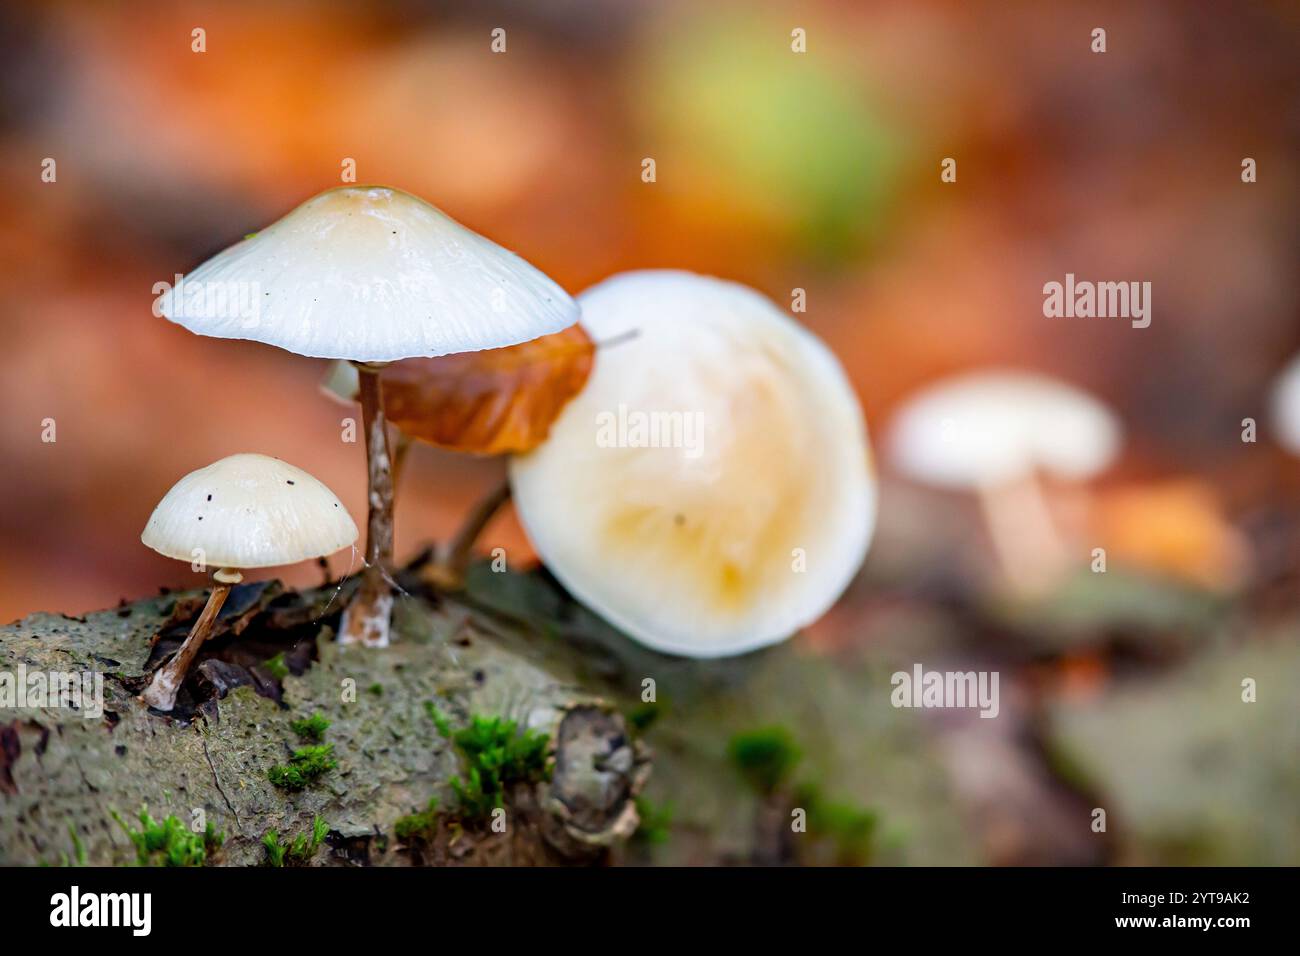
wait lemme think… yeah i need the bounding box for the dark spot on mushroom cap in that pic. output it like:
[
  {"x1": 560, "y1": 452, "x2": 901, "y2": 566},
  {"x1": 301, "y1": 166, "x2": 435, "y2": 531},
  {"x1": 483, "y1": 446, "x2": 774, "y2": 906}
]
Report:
[
  {"x1": 207, "y1": 494, "x2": 212, "y2": 501},
  {"x1": 674, "y1": 513, "x2": 685, "y2": 526},
  {"x1": 286, "y1": 480, "x2": 295, "y2": 485},
  {"x1": 197, "y1": 516, "x2": 203, "y2": 521}
]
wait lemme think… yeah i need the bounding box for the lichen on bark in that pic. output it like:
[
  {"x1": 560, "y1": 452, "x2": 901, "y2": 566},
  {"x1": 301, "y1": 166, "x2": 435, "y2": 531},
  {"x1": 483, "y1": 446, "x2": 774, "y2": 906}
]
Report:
[
  {"x1": 0, "y1": 568, "x2": 648, "y2": 866},
  {"x1": 2, "y1": 561, "x2": 990, "y2": 867}
]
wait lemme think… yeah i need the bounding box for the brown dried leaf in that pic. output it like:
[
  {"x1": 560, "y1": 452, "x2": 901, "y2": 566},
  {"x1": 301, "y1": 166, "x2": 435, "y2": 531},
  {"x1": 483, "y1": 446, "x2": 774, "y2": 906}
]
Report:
[{"x1": 381, "y1": 325, "x2": 594, "y2": 455}]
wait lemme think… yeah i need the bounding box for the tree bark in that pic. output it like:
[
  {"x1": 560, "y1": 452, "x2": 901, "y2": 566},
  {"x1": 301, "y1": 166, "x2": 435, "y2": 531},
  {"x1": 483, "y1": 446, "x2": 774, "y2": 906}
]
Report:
[
  {"x1": 0, "y1": 572, "x2": 648, "y2": 866},
  {"x1": 1, "y1": 561, "x2": 1017, "y2": 867}
]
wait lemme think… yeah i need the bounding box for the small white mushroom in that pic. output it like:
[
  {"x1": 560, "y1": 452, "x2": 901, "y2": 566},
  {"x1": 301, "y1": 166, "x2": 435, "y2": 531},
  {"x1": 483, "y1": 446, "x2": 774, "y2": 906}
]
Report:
[
  {"x1": 157, "y1": 186, "x2": 578, "y2": 648},
  {"x1": 139, "y1": 454, "x2": 357, "y2": 711},
  {"x1": 887, "y1": 370, "x2": 1121, "y2": 592},
  {"x1": 509, "y1": 270, "x2": 876, "y2": 657}
]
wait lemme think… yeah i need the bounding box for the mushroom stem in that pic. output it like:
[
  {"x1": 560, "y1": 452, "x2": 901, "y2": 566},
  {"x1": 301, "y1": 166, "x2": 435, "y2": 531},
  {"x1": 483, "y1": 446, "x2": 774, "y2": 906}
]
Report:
[
  {"x1": 140, "y1": 569, "x2": 242, "y2": 712},
  {"x1": 424, "y1": 480, "x2": 512, "y2": 590},
  {"x1": 976, "y1": 473, "x2": 1069, "y2": 595},
  {"x1": 391, "y1": 431, "x2": 412, "y2": 503},
  {"x1": 341, "y1": 362, "x2": 395, "y2": 647}
]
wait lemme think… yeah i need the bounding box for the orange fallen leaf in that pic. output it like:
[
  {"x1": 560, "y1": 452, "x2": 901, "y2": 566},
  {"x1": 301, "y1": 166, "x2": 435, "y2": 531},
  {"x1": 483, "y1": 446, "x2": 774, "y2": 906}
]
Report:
[
  {"x1": 1055, "y1": 652, "x2": 1108, "y2": 701},
  {"x1": 1094, "y1": 480, "x2": 1251, "y2": 591},
  {"x1": 380, "y1": 325, "x2": 594, "y2": 455}
]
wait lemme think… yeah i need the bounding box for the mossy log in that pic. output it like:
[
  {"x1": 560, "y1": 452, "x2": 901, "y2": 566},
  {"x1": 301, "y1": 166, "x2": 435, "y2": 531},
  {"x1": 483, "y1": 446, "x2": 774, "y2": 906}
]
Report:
[
  {"x1": 1, "y1": 561, "x2": 993, "y2": 867},
  {"x1": 0, "y1": 567, "x2": 650, "y2": 866}
]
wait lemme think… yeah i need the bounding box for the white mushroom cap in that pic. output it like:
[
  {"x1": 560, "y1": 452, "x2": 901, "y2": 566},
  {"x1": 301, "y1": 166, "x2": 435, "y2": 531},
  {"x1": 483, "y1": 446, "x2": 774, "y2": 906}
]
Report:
[
  {"x1": 887, "y1": 370, "x2": 1121, "y2": 489},
  {"x1": 509, "y1": 270, "x2": 875, "y2": 658},
  {"x1": 142, "y1": 454, "x2": 358, "y2": 569},
  {"x1": 157, "y1": 186, "x2": 578, "y2": 362},
  {"x1": 1270, "y1": 354, "x2": 1300, "y2": 454}
]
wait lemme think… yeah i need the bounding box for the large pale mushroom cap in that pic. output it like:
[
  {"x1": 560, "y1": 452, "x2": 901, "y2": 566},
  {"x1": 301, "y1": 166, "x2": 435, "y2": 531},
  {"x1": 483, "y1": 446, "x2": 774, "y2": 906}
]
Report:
[
  {"x1": 509, "y1": 270, "x2": 875, "y2": 658},
  {"x1": 157, "y1": 186, "x2": 578, "y2": 362},
  {"x1": 142, "y1": 454, "x2": 358, "y2": 569},
  {"x1": 887, "y1": 371, "x2": 1121, "y2": 489},
  {"x1": 1270, "y1": 354, "x2": 1300, "y2": 454}
]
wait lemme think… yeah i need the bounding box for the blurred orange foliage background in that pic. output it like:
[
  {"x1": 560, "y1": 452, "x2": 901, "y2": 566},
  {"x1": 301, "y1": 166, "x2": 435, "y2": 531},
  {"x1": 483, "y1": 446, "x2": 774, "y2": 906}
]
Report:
[{"x1": 0, "y1": 0, "x2": 1297, "y2": 627}]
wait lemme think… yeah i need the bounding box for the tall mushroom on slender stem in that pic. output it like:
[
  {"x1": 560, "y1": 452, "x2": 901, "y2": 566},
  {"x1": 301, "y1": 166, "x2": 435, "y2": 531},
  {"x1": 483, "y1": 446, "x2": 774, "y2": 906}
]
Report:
[
  {"x1": 887, "y1": 370, "x2": 1121, "y2": 594},
  {"x1": 139, "y1": 454, "x2": 357, "y2": 711},
  {"x1": 350, "y1": 361, "x2": 397, "y2": 644},
  {"x1": 157, "y1": 186, "x2": 578, "y2": 648},
  {"x1": 509, "y1": 271, "x2": 876, "y2": 657},
  {"x1": 321, "y1": 361, "x2": 413, "y2": 497}
]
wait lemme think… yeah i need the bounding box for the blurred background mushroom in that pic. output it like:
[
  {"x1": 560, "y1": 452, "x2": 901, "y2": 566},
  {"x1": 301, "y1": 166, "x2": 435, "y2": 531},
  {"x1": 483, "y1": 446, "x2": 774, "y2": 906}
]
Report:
[
  {"x1": 887, "y1": 370, "x2": 1121, "y2": 595},
  {"x1": 1, "y1": 0, "x2": 1298, "y2": 866}
]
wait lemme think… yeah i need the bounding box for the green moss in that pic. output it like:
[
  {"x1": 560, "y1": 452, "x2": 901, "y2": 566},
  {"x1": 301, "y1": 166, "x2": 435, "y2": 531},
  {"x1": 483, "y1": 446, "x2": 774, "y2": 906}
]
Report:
[
  {"x1": 111, "y1": 808, "x2": 224, "y2": 867},
  {"x1": 729, "y1": 727, "x2": 878, "y2": 864},
  {"x1": 261, "y1": 831, "x2": 286, "y2": 868},
  {"x1": 263, "y1": 816, "x2": 329, "y2": 867},
  {"x1": 42, "y1": 824, "x2": 88, "y2": 867},
  {"x1": 289, "y1": 712, "x2": 331, "y2": 742},
  {"x1": 627, "y1": 702, "x2": 661, "y2": 732},
  {"x1": 633, "y1": 796, "x2": 673, "y2": 845},
  {"x1": 424, "y1": 702, "x2": 453, "y2": 738},
  {"x1": 267, "y1": 743, "x2": 337, "y2": 791},
  {"x1": 394, "y1": 798, "x2": 440, "y2": 844},
  {"x1": 796, "y1": 782, "x2": 877, "y2": 865},
  {"x1": 449, "y1": 769, "x2": 495, "y2": 822},
  {"x1": 368, "y1": 683, "x2": 384, "y2": 696},
  {"x1": 68, "y1": 825, "x2": 86, "y2": 866},
  {"x1": 1039, "y1": 736, "x2": 1097, "y2": 795},
  {"x1": 728, "y1": 727, "x2": 802, "y2": 796},
  {"x1": 262, "y1": 652, "x2": 289, "y2": 681},
  {"x1": 425, "y1": 705, "x2": 551, "y2": 823}
]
